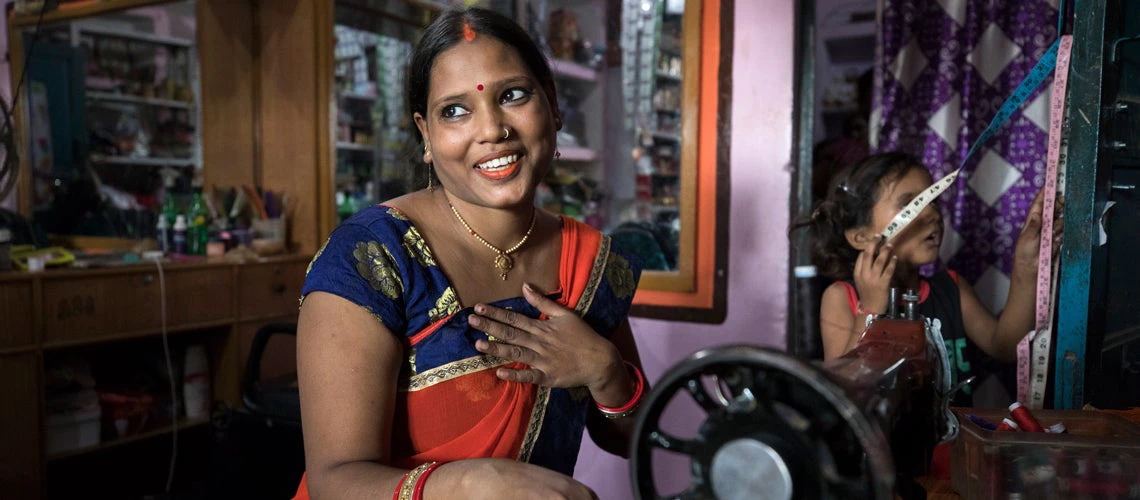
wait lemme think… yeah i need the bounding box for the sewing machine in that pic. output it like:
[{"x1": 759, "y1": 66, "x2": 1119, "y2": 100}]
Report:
[{"x1": 631, "y1": 289, "x2": 957, "y2": 500}]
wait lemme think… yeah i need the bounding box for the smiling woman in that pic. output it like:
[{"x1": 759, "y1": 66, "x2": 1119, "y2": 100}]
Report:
[{"x1": 293, "y1": 8, "x2": 649, "y2": 500}]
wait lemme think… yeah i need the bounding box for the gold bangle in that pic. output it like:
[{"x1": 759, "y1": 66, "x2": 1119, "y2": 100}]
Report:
[{"x1": 396, "y1": 462, "x2": 436, "y2": 500}]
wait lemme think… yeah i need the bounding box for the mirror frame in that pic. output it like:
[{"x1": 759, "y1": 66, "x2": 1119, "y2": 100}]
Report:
[{"x1": 629, "y1": 0, "x2": 731, "y2": 323}]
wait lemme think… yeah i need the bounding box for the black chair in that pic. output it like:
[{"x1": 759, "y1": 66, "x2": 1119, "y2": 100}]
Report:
[
  {"x1": 242, "y1": 322, "x2": 301, "y2": 425},
  {"x1": 211, "y1": 322, "x2": 304, "y2": 499}
]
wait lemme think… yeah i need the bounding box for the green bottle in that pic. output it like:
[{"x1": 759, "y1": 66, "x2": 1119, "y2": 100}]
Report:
[
  {"x1": 161, "y1": 191, "x2": 179, "y2": 251},
  {"x1": 337, "y1": 190, "x2": 355, "y2": 224},
  {"x1": 188, "y1": 190, "x2": 209, "y2": 256}
]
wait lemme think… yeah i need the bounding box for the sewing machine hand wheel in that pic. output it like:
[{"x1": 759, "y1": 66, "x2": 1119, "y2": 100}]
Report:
[{"x1": 630, "y1": 346, "x2": 895, "y2": 500}]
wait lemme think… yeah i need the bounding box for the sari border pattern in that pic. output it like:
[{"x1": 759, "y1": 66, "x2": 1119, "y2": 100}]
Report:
[
  {"x1": 516, "y1": 386, "x2": 551, "y2": 463},
  {"x1": 401, "y1": 355, "x2": 509, "y2": 392},
  {"x1": 574, "y1": 235, "x2": 611, "y2": 315}
]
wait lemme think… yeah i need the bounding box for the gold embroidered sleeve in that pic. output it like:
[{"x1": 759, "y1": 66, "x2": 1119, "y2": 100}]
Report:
[
  {"x1": 605, "y1": 252, "x2": 637, "y2": 300},
  {"x1": 401, "y1": 226, "x2": 438, "y2": 268},
  {"x1": 353, "y1": 241, "x2": 404, "y2": 300}
]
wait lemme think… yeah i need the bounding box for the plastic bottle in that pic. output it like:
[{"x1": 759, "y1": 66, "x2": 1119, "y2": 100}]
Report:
[
  {"x1": 182, "y1": 345, "x2": 210, "y2": 419},
  {"x1": 188, "y1": 190, "x2": 209, "y2": 256},
  {"x1": 161, "y1": 190, "x2": 179, "y2": 251},
  {"x1": 173, "y1": 215, "x2": 188, "y2": 255},
  {"x1": 337, "y1": 190, "x2": 355, "y2": 223}
]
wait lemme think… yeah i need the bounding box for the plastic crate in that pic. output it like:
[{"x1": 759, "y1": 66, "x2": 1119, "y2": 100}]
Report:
[{"x1": 951, "y1": 408, "x2": 1140, "y2": 499}]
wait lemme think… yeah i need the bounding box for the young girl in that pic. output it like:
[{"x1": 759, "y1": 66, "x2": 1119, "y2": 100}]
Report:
[{"x1": 798, "y1": 152, "x2": 1061, "y2": 406}]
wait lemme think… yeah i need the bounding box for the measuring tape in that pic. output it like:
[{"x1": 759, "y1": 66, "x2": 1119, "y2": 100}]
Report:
[
  {"x1": 1018, "y1": 35, "x2": 1073, "y2": 407},
  {"x1": 872, "y1": 36, "x2": 1067, "y2": 405},
  {"x1": 880, "y1": 38, "x2": 1062, "y2": 242}
]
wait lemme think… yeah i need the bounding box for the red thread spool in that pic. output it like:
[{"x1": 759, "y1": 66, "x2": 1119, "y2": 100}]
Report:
[
  {"x1": 995, "y1": 418, "x2": 1020, "y2": 432},
  {"x1": 1009, "y1": 402, "x2": 1045, "y2": 432}
]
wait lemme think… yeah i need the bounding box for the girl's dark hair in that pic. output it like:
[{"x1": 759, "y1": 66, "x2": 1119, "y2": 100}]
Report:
[
  {"x1": 406, "y1": 8, "x2": 559, "y2": 145},
  {"x1": 791, "y1": 152, "x2": 925, "y2": 281}
]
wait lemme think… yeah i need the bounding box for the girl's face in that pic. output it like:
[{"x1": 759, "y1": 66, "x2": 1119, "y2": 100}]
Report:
[
  {"x1": 866, "y1": 167, "x2": 943, "y2": 267},
  {"x1": 413, "y1": 35, "x2": 559, "y2": 209}
]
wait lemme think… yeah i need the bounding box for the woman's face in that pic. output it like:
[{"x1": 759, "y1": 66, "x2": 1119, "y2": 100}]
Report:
[{"x1": 414, "y1": 35, "x2": 559, "y2": 209}]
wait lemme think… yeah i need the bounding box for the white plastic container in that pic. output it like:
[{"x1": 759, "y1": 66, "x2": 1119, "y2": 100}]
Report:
[
  {"x1": 45, "y1": 404, "x2": 102, "y2": 454},
  {"x1": 183, "y1": 344, "x2": 210, "y2": 419}
]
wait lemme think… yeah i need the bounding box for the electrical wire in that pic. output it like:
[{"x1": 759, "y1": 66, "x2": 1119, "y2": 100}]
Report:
[
  {"x1": 151, "y1": 256, "x2": 178, "y2": 493},
  {"x1": 0, "y1": 3, "x2": 47, "y2": 201}
]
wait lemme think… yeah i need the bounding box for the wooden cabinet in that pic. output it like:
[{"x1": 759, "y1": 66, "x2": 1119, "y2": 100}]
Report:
[
  {"x1": 0, "y1": 354, "x2": 40, "y2": 498},
  {"x1": 237, "y1": 261, "x2": 307, "y2": 320},
  {"x1": 0, "y1": 254, "x2": 309, "y2": 499},
  {"x1": 38, "y1": 266, "x2": 236, "y2": 347},
  {"x1": 0, "y1": 282, "x2": 35, "y2": 348},
  {"x1": 41, "y1": 273, "x2": 164, "y2": 345}
]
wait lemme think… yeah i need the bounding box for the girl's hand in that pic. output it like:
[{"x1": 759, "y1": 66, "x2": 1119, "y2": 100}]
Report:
[
  {"x1": 1014, "y1": 189, "x2": 1064, "y2": 278},
  {"x1": 469, "y1": 283, "x2": 622, "y2": 391},
  {"x1": 431, "y1": 459, "x2": 598, "y2": 500},
  {"x1": 853, "y1": 241, "x2": 897, "y2": 314}
]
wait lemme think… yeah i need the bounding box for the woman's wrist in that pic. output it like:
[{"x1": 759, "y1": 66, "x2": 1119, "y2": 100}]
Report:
[
  {"x1": 588, "y1": 354, "x2": 635, "y2": 408},
  {"x1": 593, "y1": 361, "x2": 644, "y2": 418}
]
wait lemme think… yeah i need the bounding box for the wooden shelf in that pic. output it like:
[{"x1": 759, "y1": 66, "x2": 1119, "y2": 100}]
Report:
[
  {"x1": 558, "y1": 146, "x2": 597, "y2": 162},
  {"x1": 42, "y1": 318, "x2": 236, "y2": 352},
  {"x1": 550, "y1": 59, "x2": 598, "y2": 82},
  {"x1": 46, "y1": 417, "x2": 210, "y2": 461},
  {"x1": 78, "y1": 26, "x2": 193, "y2": 48},
  {"x1": 337, "y1": 142, "x2": 374, "y2": 152},
  {"x1": 10, "y1": 0, "x2": 174, "y2": 28},
  {"x1": 87, "y1": 92, "x2": 194, "y2": 109},
  {"x1": 90, "y1": 155, "x2": 196, "y2": 168}
]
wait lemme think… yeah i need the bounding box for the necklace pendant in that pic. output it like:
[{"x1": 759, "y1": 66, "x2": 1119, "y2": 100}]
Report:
[{"x1": 494, "y1": 253, "x2": 513, "y2": 281}]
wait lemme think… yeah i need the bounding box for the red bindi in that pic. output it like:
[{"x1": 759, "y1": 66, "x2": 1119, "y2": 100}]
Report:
[
  {"x1": 463, "y1": 23, "x2": 476, "y2": 42},
  {"x1": 477, "y1": 84, "x2": 484, "y2": 91}
]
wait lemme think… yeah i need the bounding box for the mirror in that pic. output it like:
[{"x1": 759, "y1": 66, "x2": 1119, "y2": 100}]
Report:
[
  {"x1": 622, "y1": 0, "x2": 728, "y2": 321},
  {"x1": 9, "y1": 0, "x2": 200, "y2": 245},
  {"x1": 313, "y1": 0, "x2": 729, "y2": 321}
]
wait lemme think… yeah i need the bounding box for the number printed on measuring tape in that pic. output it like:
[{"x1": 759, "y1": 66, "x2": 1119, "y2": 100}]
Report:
[{"x1": 1019, "y1": 35, "x2": 1073, "y2": 407}]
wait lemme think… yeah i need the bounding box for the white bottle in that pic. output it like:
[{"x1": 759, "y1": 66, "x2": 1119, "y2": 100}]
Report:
[
  {"x1": 182, "y1": 345, "x2": 210, "y2": 419},
  {"x1": 173, "y1": 215, "x2": 188, "y2": 255}
]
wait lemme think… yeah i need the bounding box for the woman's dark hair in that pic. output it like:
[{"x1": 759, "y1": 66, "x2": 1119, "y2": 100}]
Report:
[
  {"x1": 791, "y1": 152, "x2": 925, "y2": 281},
  {"x1": 406, "y1": 8, "x2": 559, "y2": 145}
]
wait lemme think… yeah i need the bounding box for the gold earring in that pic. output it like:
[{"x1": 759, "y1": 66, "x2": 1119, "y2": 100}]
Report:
[{"x1": 428, "y1": 163, "x2": 435, "y2": 192}]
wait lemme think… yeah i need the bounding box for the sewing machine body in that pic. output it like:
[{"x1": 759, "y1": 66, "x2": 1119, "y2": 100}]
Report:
[{"x1": 632, "y1": 290, "x2": 951, "y2": 499}]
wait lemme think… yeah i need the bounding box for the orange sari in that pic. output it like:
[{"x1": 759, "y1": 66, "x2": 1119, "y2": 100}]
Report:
[{"x1": 294, "y1": 207, "x2": 640, "y2": 499}]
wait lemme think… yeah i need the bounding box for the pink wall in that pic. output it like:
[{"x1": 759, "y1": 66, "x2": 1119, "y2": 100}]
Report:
[{"x1": 573, "y1": 0, "x2": 796, "y2": 497}]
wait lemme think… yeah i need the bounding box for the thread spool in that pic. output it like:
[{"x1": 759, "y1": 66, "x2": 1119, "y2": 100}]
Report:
[{"x1": 1009, "y1": 402, "x2": 1045, "y2": 432}]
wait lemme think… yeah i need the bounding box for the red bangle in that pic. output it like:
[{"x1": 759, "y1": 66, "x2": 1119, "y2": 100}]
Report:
[
  {"x1": 392, "y1": 470, "x2": 412, "y2": 500},
  {"x1": 411, "y1": 462, "x2": 444, "y2": 500},
  {"x1": 595, "y1": 361, "x2": 645, "y2": 418}
]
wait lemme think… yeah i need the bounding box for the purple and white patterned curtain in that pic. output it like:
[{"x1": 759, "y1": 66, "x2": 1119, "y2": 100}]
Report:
[{"x1": 872, "y1": 0, "x2": 1060, "y2": 312}]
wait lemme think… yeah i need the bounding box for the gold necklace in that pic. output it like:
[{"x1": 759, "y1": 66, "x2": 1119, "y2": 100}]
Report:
[{"x1": 448, "y1": 200, "x2": 537, "y2": 280}]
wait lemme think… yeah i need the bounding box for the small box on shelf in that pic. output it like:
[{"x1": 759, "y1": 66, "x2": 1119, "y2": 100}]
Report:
[{"x1": 557, "y1": 146, "x2": 597, "y2": 162}]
